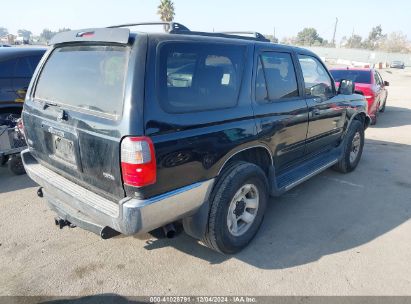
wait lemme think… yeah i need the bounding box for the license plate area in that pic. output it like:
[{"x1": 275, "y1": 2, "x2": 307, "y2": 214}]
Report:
[{"x1": 52, "y1": 135, "x2": 75, "y2": 164}]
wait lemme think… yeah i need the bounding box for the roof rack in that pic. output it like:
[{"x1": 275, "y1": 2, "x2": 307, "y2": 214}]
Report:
[
  {"x1": 218, "y1": 31, "x2": 269, "y2": 42},
  {"x1": 107, "y1": 22, "x2": 190, "y2": 33},
  {"x1": 107, "y1": 22, "x2": 270, "y2": 42}
]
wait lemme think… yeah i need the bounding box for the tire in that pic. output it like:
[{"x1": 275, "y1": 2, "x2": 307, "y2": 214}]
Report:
[
  {"x1": 0, "y1": 155, "x2": 9, "y2": 166},
  {"x1": 333, "y1": 120, "x2": 364, "y2": 173},
  {"x1": 379, "y1": 97, "x2": 387, "y2": 113},
  {"x1": 202, "y1": 162, "x2": 268, "y2": 254},
  {"x1": 8, "y1": 156, "x2": 26, "y2": 175},
  {"x1": 371, "y1": 105, "x2": 379, "y2": 125}
]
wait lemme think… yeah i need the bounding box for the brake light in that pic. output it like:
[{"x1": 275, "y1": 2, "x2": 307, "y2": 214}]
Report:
[
  {"x1": 121, "y1": 137, "x2": 156, "y2": 187},
  {"x1": 16, "y1": 118, "x2": 25, "y2": 136}
]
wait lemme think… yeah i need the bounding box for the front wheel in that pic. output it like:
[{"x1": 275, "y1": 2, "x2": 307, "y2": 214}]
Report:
[
  {"x1": 333, "y1": 120, "x2": 365, "y2": 173},
  {"x1": 202, "y1": 162, "x2": 268, "y2": 254}
]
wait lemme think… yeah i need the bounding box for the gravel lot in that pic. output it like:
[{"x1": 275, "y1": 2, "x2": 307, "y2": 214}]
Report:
[{"x1": 0, "y1": 68, "x2": 410, "y2": 297}]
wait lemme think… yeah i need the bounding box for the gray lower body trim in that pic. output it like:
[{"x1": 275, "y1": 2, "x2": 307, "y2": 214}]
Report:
[{"x1": 21, "y1": 149, "x2": 215, "y2": 236}]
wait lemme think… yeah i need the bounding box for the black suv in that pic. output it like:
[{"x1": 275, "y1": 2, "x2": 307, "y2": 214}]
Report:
[
  {"x1": 0, "y1": 47, "x2": 46, "y2": 117},
  {"x1": 21, "y1": 23, "x2": 370, "y2": 254}
]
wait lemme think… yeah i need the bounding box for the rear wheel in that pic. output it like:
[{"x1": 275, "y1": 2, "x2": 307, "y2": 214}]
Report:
[
  {"x1": 8, "y1": 156, "x2": 25, "y2": 175},
  {"x1": 371, "y1": 103, "x2": 379, "y2": 125},
  {"x1": 333, "y1": 120, "x2": 364, "y2": 173},
  {"x1": 202, "y1": 162, "x2": 268, "y2": 254},
  {"x1": 0, "y1": 155, "x2": 9, "y2": 166}
]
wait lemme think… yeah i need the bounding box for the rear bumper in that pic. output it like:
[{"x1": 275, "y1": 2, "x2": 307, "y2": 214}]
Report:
[{"x1": 21, "y1": 149, "x2": 214, "y2": 236}]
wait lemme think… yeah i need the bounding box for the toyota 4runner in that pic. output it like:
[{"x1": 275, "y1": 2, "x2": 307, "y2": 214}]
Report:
[{"x1": 21, "y1": 22, "x2": 370, "y2": 254}]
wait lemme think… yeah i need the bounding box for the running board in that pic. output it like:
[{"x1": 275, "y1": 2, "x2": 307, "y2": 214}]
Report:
[{"x1": 270, "y1": 148, "x2": 341, "y2": 196}]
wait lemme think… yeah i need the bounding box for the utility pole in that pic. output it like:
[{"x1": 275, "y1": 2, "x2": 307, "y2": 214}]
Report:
[{"x1": 332, "y1": 17, "x2": 338, "y2": 47}]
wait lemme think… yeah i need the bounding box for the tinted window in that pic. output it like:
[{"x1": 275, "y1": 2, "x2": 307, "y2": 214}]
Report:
[
  {"x1": 298, "y1": 55, "x2": 333, "y2": 98},
  {"x1": 35, "y1": 45, "x2": 129, "y2": 117},
  {"x1": 257, "y1": 52, "x2": 299, "y2": 101},
  {"x1": 14, "y1": 58, "x2": 32, "y2": 78},
  {"x1": 330, "y1": 69, "x2": 371, "y2": 84},
  {"x1": 255, "y1": 57, "x2": 268, "y2": 101},
  {"x1": 0, "y1": 59, "x2": 16, "y2": 78},
  {"x1": 159, "y1": 42, "x2": 246, "y2": 113}
]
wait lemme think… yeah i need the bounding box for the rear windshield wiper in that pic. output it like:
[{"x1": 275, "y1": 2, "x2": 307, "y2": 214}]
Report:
[{"x1": 40, "y1": 100, "x2": 59, "y2": 110}]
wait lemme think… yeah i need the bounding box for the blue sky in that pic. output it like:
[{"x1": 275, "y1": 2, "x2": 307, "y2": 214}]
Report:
[{"x1": 2, "y1": 0, "x2": 411, "y2": 42}]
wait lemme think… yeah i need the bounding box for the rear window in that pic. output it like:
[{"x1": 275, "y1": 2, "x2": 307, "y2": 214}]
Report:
[
  {"x1": 158, "y1": 42, "x2": 246, "y2": 113},
  {"x1": 35, "y1": 45, "x2": 129, "y2": 117},
  {"x1": 330, "y1": 70, "x2": 371, "y2": 84}
]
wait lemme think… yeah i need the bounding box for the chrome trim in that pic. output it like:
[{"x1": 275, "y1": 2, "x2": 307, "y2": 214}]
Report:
[
  {"x1": 217, "y1": 145, "x2": 273, "y2": 175},
  {"x1": 22, "y1": 149, "x2": 215, "y2": 235}
]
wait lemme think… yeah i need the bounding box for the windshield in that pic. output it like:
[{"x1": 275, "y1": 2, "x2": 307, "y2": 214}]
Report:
[
  {"x1": 330, "y1": 69, "x2": 371, "y2": 84},
  {"x1": 35, "y1": 45, "x2": 129, "y2": 118}
]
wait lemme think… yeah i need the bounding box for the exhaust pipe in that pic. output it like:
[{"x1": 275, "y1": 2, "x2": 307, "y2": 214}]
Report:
[{"x1": 162, "y1": 223, "x2": 176, "y2": 239}]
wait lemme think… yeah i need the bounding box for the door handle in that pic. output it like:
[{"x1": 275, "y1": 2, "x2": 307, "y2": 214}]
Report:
[{"x1": 312, "y1": 109, "x2": 321, "y2": 116}]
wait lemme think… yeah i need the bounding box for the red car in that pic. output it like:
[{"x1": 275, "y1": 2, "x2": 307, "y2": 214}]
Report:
[{"x1": 330, "y1": 68, "x2": 389, "y2": 125}]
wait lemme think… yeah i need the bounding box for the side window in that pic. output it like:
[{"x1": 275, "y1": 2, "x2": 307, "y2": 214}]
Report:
[
  {"x1": 14, "y1": 57, "x2": 32, "y2": 78},
  {"x1": 374, "y1": 72, "x2": 382, "y2": 85},
  {"x1": 298, "y1": 55, "x2": 334, "y2": 99},
  {"x1": 159, "y1": 42, "x2": 246, "y2": 113},
  {"x1": 255, "y1": 57, "x2": 268, "y2": 101},
  {"x1": 0, "y1": 59, "x2": 17, "y2": 78},
  {"x1": 257, "y1": 52, "x2": 299, "y2": 101}
]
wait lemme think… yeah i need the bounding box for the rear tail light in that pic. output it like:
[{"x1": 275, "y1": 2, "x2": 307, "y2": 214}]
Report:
[
  {"x1": 16, "y1": 118, "x2": 25, "y2": 136},
  {"x1": 120, "y1": 136, "x2": 156, "y2": 187}
]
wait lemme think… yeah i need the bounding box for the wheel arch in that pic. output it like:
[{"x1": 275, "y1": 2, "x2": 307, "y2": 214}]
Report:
[{"x1": 217, "y1": 145, "x2": 273, "y2": 177}]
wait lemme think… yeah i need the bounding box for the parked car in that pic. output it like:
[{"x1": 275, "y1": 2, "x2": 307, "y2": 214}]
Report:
[
  {"x1": 21, "y1": 23, "x2": 370, "y2": 254},
  {"x1": 0, "y1": 47, "x2": 47, "y2": 116},
  {"x1": 390, "y1": 61, "x2": 405, "y2": 69},
  {"x1": 330, "y1": 68, "x2": 389, "y2": 125},
  {"x1": 0, "y1": 47, "x2": 46, "y2": 168},
  {"x1": 0, "y1": 44, "x2": 12, "y2": 47}
]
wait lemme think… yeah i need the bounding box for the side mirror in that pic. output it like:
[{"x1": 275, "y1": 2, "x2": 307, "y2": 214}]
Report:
[
  {"x1": 384, "y1": 80, "x2": 390, "y2": 86},
  {"x1": 338, "y1": 79, "x2": 355, "y2": 95}
]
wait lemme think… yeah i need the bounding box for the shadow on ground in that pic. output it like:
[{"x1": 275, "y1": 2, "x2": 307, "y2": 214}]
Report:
[
  {"x1": 373, "y1": 106, "x2": 411, "y2": 129},
  {"x1": 138, "y1": 138, "x2": 411, "y2": 269},
  {"x1": 0, "y1": 164, "x2": 35, "y2": 193}
]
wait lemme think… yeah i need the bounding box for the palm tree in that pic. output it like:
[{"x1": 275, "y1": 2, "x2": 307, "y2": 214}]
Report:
[{"x1": 157, "y1": 0, "x2": 175, "y2": 31}]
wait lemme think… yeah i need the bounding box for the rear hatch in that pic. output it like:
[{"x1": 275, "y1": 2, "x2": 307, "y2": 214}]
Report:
[{"x1": 23, "y1": 43, "x2": 131, "y2": 201}]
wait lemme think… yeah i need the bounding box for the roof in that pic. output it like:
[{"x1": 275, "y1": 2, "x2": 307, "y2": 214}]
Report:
[{"x1": 0, "y1": 47, "x2": 47, "y2": 60}]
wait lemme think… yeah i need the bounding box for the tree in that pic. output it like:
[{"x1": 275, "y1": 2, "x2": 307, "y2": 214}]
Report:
[
  {"x1": 157, "y1": 0, "x2": 175, "y2": 23},
  {"x1": 364, "y1": 25, "x2": 386, "y2": 49},
  {"x1": 17, "y1": 29, "x2": 32, "y2": 39},
  {"x1": 346, "y1": 34, "x2": 364, "y2": 49},
  {"x1": 40, "y1": 28, "x2": 55, "y2": 42},
  {"x1": 296, "y1": 28, "x2": 323, "y2": 46},
  {"x1": 380, "y1": 32, "x2": 409, "y2": 53},
  {"x1": 0, "y1": 27, "x2": 8, "y2": 37},
  {"x1": 58, "y1": 28, "x2": 71, "y2": 33}
]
